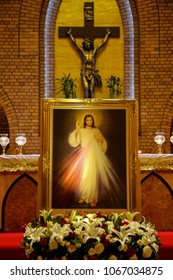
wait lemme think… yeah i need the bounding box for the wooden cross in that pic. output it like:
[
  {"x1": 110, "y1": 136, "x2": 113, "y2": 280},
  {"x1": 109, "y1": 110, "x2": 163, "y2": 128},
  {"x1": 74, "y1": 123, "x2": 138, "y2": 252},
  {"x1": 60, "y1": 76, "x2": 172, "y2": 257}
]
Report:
[{"x1": 58, "y1": 2, "x2": 120, "y2": 43}]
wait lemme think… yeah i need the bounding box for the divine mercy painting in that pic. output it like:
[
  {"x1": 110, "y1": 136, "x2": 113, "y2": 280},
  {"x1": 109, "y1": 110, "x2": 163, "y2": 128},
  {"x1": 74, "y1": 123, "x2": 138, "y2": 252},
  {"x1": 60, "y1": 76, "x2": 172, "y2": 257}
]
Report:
[{"x1": 52, "y1": 107, "x2": 127, "y2": 209}]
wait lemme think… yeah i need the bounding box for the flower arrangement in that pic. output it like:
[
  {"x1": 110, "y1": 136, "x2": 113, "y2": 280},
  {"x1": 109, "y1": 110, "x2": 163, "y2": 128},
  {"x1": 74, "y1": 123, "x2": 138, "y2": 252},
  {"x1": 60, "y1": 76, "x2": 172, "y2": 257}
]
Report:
[{"x1": 21, "y1": 209, "x2": 161, "y2": 260}]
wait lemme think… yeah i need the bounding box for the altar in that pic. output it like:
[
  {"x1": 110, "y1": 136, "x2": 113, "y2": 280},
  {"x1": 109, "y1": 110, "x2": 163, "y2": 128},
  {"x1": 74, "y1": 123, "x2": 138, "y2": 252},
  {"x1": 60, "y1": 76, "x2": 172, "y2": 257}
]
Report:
[
  {"x1": 139, "y1": 153, "x2": 173, "y2": 231},
  {"x1": 0, "y1": 153, "x2": 173, "y2": 231},
  {"x1": 0, "y1": 154, "x2": 39, "y2": 232}
]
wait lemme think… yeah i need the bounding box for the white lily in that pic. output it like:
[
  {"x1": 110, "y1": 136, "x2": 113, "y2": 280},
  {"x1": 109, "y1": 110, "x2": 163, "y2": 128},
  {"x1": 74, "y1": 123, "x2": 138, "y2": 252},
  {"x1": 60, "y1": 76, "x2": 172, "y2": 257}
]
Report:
[
  {"x1": 124, "y1": 211, "x2": 140, "y2": 221},
  {"x1": 68, "y1": 210, "x2": 76, "y2": 222},
  {"x1": 24, "y1": 223, "x2": 33, "y2": 237},
  {"x1": 28, "y1": 227, "x2": 47, "y2": 246},
  {"x1": 127, "y1": 221, "x2": 141, "y2": 232},
  {"x1": 115, "y1": 232, "x2": 133, "y2": 251},
  {"x1": 71, "y1": 220, "x2": 84, "y2": 229},
  {"x1": 106, "y1": 234, "x2": 119, "y2": 244},
  {"x1": 111, "y1": 212, "x2": 123, "y2": 225},
  {"x1": 119, "y1": 234, "x2": 133, "y2": 251},
  {"x1": 46, "y1": 220, "x2": 53, "y2": 237},
  {"x1": 111, "y1": 226, "x2": 134, "y2": 249},
  {"x1": 86, "y1": 213, "x2": 97, "y2": 220},
  {"x1": 105, "y1": 221, "x2": 115, "y2": 233},
  {"x1": 50, "y1": 222, "x2": 72, "y2": 243},
  {"x1": 39, "y1": 209, "x2": 53, "y2": 223},
  {"x1": 74, "y1": 226, "x2": 85, "y2": 239},
  {"x1": 84, "y1": 216, "x2": 105, "y2": 227},
  {"x1": 81, "y1": 221, "x2": 105, "y2": 243}
]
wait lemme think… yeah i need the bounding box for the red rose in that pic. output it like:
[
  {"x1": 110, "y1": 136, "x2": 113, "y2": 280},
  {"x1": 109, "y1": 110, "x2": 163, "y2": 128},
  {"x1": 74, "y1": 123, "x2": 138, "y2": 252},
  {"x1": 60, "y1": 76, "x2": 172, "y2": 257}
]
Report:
[
  {"x1": 101, "y1": 233, "x2": 107, "y2": 239},
  {"x1": 126, "y1": 247, "x2": 136, "y2": 257},
  {"x1": 61, "y1": 218, "x2": 67, "y2": 224},
  {"x1": 114, "y1": 226, "x2": 119, "y2": 231},
  {"x1": 104, "y1": 239, "x2": 110, "y2": 247},
  {"x1": 40, "y1": 237, "x2": 48, "y2": 246},
  {"x1": 89, "y1": 255, "x2": 97, "y2": 260},
  {"x1": 120, "y1": 221, "x2": 129, "y2": 226},
  {"x1": 69, "y1": 232, "x2": 76, "y2": 238},
  {"x1": 78, "y1": 212, "x2": 85, "y2": 217}
]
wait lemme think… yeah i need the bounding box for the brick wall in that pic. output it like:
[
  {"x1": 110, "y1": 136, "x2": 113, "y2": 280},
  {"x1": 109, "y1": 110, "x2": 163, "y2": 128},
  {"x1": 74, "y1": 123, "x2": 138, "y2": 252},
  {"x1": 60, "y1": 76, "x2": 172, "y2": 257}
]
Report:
[
  {"x1": 0, "y1": 0, "x2": 42, "y2": 153},
  {"x1": 0, "y1": 0, "x2": 173, "y2": 154},
  {"x1": 134, "y1": 0, "x2": 173, "y2": 153}
]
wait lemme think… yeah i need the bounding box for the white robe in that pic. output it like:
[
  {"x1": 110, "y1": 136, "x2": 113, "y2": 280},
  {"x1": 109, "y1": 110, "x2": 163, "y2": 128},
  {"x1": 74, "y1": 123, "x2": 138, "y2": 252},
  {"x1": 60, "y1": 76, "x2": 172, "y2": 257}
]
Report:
[{"x1": 67, "y1": 127, "x2": 120, "y2": 204}]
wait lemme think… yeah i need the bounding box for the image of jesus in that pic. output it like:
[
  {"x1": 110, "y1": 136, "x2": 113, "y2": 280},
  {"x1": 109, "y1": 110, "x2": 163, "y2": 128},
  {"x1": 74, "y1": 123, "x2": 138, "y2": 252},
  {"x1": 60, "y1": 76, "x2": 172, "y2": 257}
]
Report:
[{"x1": 52, "y1": 111, "x2": 125, "y2": 209}]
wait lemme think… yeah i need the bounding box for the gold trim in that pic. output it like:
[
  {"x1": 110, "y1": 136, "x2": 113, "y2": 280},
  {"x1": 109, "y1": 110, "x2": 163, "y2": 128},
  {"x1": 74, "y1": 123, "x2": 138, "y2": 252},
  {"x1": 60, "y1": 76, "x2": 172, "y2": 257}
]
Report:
[
  {"x1": 139, "y1": 154, "x2": 173, "y2": 171},
  {"x1": 40, "y1": 98, "x2": 140, "y2": 213},
  {"x1": 0, "y1": 155, "x2": 39, "y2": 172}
]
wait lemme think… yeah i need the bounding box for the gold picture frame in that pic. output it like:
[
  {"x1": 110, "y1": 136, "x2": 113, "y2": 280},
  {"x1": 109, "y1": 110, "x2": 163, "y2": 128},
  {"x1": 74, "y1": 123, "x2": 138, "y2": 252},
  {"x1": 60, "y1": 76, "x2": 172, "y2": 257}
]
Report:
[{"x1": 39, "y1": 98, "x2": 140, "y2": 215}]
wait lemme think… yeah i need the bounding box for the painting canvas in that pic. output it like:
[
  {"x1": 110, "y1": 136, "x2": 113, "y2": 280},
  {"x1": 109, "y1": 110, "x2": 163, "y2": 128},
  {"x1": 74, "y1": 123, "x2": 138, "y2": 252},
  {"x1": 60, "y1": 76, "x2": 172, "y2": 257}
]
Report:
[{"x1": 40, "y1": 98, "x2": 140, "y2": 213}]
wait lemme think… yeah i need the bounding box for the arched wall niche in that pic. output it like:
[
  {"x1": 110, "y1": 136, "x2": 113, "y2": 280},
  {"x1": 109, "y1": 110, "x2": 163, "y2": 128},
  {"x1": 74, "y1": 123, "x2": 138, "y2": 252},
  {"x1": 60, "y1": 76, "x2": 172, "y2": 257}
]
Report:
[
  {"x1": 141, "y1": 171, "x2": 173, "y2": 230},
  {"x1": 2, "y1": 173, "x2": 38, "y2": 232},
  {"x1": 44, "y1": 0, "x2": 135, "y2": 99},
  {"x1": 0, "y1": 104, "x2": 9, "y2": 155},
  {"x1": 0, "y1": 87, "x2": 18, "y2": 154}
]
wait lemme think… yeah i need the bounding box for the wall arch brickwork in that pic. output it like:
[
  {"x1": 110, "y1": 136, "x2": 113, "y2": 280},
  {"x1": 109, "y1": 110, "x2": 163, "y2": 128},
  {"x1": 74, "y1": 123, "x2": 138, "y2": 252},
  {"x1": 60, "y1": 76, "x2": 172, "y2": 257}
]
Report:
[
  {"x1": 0, "y1": 0, "x2": 173, "y2": 153},
  {"x1": 0, "y1": 87, "x2": 18, "y2": 139}
]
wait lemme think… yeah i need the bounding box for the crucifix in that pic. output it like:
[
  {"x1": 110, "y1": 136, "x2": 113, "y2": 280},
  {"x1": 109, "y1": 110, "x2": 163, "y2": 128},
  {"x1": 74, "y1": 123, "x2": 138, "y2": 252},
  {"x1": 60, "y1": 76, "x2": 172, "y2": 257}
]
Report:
[{"x1": 58, "y1": 2, "x2": 120, "y2": 98}]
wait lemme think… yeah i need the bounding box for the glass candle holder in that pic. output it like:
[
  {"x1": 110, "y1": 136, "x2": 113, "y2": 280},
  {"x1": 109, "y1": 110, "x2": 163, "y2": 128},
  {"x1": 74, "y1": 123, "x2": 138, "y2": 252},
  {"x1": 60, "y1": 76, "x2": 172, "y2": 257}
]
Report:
[
  {"x1": 170, "y1": 132, "x2": 173, "y2": 144},
  {"x1": 15, "y1": 133, "x2": 27, "y2": 155},
  {"x1": 154, "y1": 132, "x2": 166, "y2": 154},
  {"x1": 0, "y1": 134, "x2": 10, "y2": 155}
]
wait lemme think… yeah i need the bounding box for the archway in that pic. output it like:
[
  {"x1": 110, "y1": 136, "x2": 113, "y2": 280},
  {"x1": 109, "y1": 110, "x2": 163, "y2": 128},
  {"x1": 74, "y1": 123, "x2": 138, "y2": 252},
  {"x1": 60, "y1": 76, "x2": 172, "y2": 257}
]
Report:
[{"x1": 44, "y1": 0, "x2": 135, "y2": 99}]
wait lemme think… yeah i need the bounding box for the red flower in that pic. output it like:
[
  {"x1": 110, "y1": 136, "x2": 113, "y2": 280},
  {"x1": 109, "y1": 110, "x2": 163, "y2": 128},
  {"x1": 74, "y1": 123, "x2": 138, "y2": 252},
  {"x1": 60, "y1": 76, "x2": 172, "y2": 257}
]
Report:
[
  {"x1": 61, "y1": 218, "x2": 67, "y2": 224},
  {"x1": 89, "y1": 255, "x2": 97, "y2": 260},
  {"x1": 101, "y1": 224, "x2": 106, "y2": 229},
  {"x1": 126, "y1": 247, "x2": 136, "y2": 257},
  {"x1": 101, "y1": 233, "x2": 107, "y2": 239},
  {"x1": 104, "y1": 239, "x2": 110, "y2": 247},
  {"x1": 120, "y1": 221, "x2": 129, "y2": 226},
  {"x1": 69, "y1": 232, "x2": 76, "y2": 238},
  {"x1": 32, "y1": 252, "x2": 38, "y2": 258},
  {"x1": 78, "y1": 212, "x2": 85, "y2": 217},
  {"x1": 42, "y1": 223, "x2": 47, "y2": 227},
  {"x1": 40, "y1": 237, "x2": 48, "y2": 247},
  {"x1": 96, "y1": 213, "x2": 106, "y2": 218},
  {"x1": 114, "y1": 226, "x2": 119, "y2": 231}
]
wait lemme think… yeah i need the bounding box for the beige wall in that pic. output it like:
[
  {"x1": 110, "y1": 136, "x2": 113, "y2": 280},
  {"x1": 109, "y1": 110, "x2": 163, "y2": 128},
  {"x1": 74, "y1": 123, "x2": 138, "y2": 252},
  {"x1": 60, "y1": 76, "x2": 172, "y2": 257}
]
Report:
[{"x1": 55, "y1": 0, "x2": 124, "y2": 98}]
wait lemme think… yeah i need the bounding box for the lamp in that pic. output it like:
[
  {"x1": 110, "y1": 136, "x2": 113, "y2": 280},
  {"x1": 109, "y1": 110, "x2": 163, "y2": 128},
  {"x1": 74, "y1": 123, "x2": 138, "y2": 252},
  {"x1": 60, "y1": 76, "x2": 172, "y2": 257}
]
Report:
[
  {"x1": 15, "y1": 133, "x2": 27, "y2": 155},
  {"x1": 0, "y1": 134, "x2": 10, "y2": 155},
  {"x1": 170, "y1": 132, "x2": 173, "y2": 144},
  {"x1": 154, "y1": 132, "x2": 166, "y2": 154}
]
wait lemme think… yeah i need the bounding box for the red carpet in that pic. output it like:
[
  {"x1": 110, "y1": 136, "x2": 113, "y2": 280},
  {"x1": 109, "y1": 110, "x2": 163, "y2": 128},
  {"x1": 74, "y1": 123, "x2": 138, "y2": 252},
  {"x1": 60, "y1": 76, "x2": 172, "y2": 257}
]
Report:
[{"x1": 0, "y1": 231, "x2": 172, "y2": 260}]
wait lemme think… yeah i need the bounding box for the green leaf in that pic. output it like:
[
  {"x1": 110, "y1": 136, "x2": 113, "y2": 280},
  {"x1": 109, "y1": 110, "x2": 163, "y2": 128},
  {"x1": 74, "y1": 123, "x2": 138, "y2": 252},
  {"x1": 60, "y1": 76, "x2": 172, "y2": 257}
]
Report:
[{"x1": 55, "y1": 73, "x2": 77, "y2": 98}]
